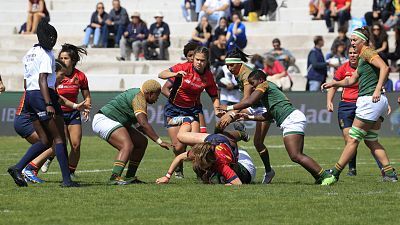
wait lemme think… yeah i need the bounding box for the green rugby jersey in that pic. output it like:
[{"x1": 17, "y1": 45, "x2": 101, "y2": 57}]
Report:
[
  {"x1": 100, "y1": 88, "x2": 147, "y2": 126},
  {"x1": 357, "y1": 46, "x2": 380, "y2": 97},
  {"x1": 235, "y1": 63, "x2": 262, "y2": 108},
  {"x1": 255, "y1": 81, "x2": 295, "y2": 126}
]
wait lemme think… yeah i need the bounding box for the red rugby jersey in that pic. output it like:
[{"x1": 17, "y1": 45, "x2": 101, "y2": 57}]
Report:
[
  {"x1": 168, "y1": 62, "x2": 218, "y2": 108},
  {"x1": 57, "y1": 68, "x2": 89, "y2": 112},
  {"x1": 214, "y1": 143, "x2": 239, "y2": 183},
  {"x1": 333, "y1": 61, "x2": 358, "y2": 103}
]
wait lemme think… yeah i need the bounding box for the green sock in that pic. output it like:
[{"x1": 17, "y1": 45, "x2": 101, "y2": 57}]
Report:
[
  {"x1": 331, "y1": 163, "x2": 344, "y2": 177},
  {"x1": 111, "y1": 160, "x2": 126, "y2": 178},
  {"x1": 126, "y1": 161, "x2": 140, "y2": 178},
  {"x1": 258, "y1": 149, "x2": 272, "y2": 173}
]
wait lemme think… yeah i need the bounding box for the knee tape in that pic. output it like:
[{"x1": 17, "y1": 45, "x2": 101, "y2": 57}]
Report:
[
  {"x1": 349, "y1": 126, "x2": 367, "y2": 141},
  {"x1": 365, "y1": 129, "x2": 379, "y2": 141}
]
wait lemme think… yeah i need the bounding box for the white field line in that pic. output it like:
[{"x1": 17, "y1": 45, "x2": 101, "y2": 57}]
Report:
[{"x1": 1, "y1": 162, "x2": 395, "y2": 176}]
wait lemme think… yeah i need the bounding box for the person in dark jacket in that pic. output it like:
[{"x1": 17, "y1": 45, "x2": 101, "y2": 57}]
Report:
[
  {"x1": 364, "y1": 0, "x2": 394, "y2": 26},
  {"x1": 307, "y1": 36, "x2": 335, "y2": 91},
  {"x1": 102, "y1": 0, "x2": 129, "y2": 48},
  {"x1": 117, "y1": 12, "x2": 148, "y2": 61},
  {"x1": 82, "y1": 2, "x2": 108, "y2": 48}
]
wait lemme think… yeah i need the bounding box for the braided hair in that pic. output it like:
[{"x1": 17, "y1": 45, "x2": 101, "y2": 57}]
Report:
[
  {"x1": 36, "y1": 18, "x2": 57, "y2": 51},
  {"x1": 58, "y1": 43, "x2": 87, "y2": 69},
  {"x1": 226, "y1": 47, "x2": 250, "y2": 63}
]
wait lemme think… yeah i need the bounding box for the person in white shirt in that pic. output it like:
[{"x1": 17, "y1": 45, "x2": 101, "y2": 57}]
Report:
[
  {"x1": 198, "y1": 0, "x2": 230, "y2": 27},
  {"x1": 7, "y1": 19, "x2": 79, "y2": 188}
]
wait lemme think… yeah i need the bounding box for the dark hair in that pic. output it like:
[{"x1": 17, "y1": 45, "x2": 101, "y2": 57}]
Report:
[
  {"x1": 353, "y1": 26, "x2": 370, "y2": 43},
  {"x1": 338, "y1": 26, "x2": 347, "y2": 34},
  {"x1": 332, "y1": 41, "x2": 346, "y2": 56},
  {"x1": 313, "y1": 35, "x2": 323, "y2": 45},
  {"x1": 183, "y1": 42, "x2": 199, "y2": 57},
  {"x1": 55, "y1": 59, "x2": 67, "y2": 72},
  {"x1": 248, "y1": 69, "x2": 267, "y2": 81},
  {"x1": 272, "y1": 38, "x2": 281, "y2": 45},
  {"x1": 231, "y1": 12, "x2": 241, "y2": 19},
  {"x1": 226, "y1": 47, "x2": 250, "y2": 63},
  {"x1": 370, "y1": 23, "x2": 387, "y2": 48},
  {"x1": 37, "y1": 18, "x2": 57, "y2": 51},
  {"x1": 58, "y1": 43, "x2": 87, "y2": 69}
]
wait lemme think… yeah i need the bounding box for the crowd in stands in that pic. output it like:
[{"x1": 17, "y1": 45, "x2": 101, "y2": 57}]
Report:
[{"x1": 17, "y1": 0, "x2": 400, "y2": 92}]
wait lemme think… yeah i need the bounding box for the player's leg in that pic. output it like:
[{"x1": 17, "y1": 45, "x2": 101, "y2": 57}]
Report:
[
  {"x1": 176, "y1": 120, "x2": 207, "y2": 146},
  {"x1": 364, "y1": 120, "x2": 397, "y2": 181},
  {"x1": 124, "y1": 127, "x2": 148, "y2": 183},
  {"x1": 66, "y1": 124, "x2": 82, "y2": 177},
  {"x1": 254, "y1": 121, "x2": 274, "y2": 183},
  {"x1": 198, "y1": 112, "x2": 207, "y2": 133}
]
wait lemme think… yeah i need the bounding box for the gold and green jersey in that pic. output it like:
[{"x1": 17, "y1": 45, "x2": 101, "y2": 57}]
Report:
[
  {"x1": 100, "y1": 88, "x2": 147, "y2": 127},
  {"x1": 235, "y1": 63, "x2": 262, "y2": 107},
  {"x1": 255, "y1": 81, "x2": 295, "y2": 126},
  {"x1": 357, "y1": 46, "x2": 380, "y2": 97}
]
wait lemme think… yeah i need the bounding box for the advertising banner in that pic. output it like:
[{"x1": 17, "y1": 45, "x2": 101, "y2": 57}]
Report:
[{"x1": 1, "y1": 92, "x2": 400, "y2": 136}]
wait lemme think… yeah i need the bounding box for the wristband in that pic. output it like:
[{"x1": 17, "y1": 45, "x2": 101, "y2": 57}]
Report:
[
  {"x1": 248, "y1": 115, "x2": 255, "y2": 120},
  {"x1": 156, "y1": 138, "x2": 163, "y2": 145},
  {"x1": 72, "y1": 103, "x2": 78, "y2": 109},
  {"x1": 165, "y1": 172, "x2": 172, "y2": 179},
  {"x1": 45, "y1": 102, "x2": 53, "y2": 106},
  {"x1": 227, "y1": 105, "x2": 234, "y2": 111},
  {"x1": 229, "y1": 112, "x2": 236, "y2": 119}
]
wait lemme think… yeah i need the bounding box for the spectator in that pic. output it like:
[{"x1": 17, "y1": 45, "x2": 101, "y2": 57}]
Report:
[
  {"x1": 102, "y1": 0, "x2": 129, "y2": 48},
  {"x1": 263, "y1": 54, "x2": 292, "y2": 91},
  {"x1": 266, "y1": 38, "x2": 296, "y2": 70},
  {"x1": 324, "y1": 0, "x2": 351, "y2": 33},
  {"x1": 213, "y1": 17, "x2": 228, "y2": 44},
  {"x1": 198, "y1": 0, "x2": 230, "y2": 27},
  {"x1": 307, "y1": 36, "x2": 333, "y2": 91},
  {"x1": 383, "y1": 1, "x2": 400, "y2": 30},
  {"x1": 24, "y1": 0, "x2": 50, "y2": 34},
  {"x1": 181, "y1": 0, "x2": 196, "y2": 22},
  {"x1": 387, "y1": 23, "x2": 400, "y2": 68},
  {"x1": 326, "y1": 41, "x2": 347, "y2": 76},
  {"x1": 364, "y1": 0, "x2": 394, "y2": 27},
  {"x1": 385, "y1": 78, "x2": 394, "y2": 92},
  {"x1": 370, "y1": 23, "x2": 389, "y2": 61},
  {"x1": 116, "y1": 12, "x2": 148, "y2": 61},
  {"x1": 81, "y1": 2, "x2": 108, "y2": 48},
  {"x1": 191, "y1": 16, "x2": 212, "y2": 47},
  {"x1": 230, "y1": 0, "x2": 245, "y2": 20},
  {"x1": 394, "y1": 76, "x2": 400, "y2": 91},
  {"x1": 215, "y1": 65, "x2": 241, "y2": 105},
  {"x1": 226, "y1": 12, "x2": 247, "y2": 52},
  {"x1": 182, "y1": 42, "x2": 200, "y2": 62},
  {"x1": 250, "y1": 54, "x2": 264, "y2": 70},
  {"x1": 144, "y1": 12, "x2": 170, "y2": 60},
  {"x1": 259, "y1": 0, "x2": 278, "y2": 21},
  {"x1": 210, "y1": 34, "x2": 227, "y2": 71},
  {"x1": 310, "y1": 0, "x2": 329, "y2": 20},
  {"x1": 330, "y1": 26, "x2": 351, "y2": 57}
]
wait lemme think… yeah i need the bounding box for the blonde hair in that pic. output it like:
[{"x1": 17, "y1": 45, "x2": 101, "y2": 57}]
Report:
[
  {"x1": 191, "y1": 142, "x2": 216, "y2": 183},
  {"x1": 141, "y1": 79, "x2": 161, "y2": 93}
]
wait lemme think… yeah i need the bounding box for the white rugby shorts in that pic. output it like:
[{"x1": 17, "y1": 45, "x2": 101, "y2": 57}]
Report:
[
  {"x1": 92, "y1": 113, "x2": 123, "y2": 140},
  {"x1": 280, "y1": 110, "x2": 307, "y2": 136},
  {"x1": 238, "y1": 150, "x2": 256, "y2": 182},
  {"x1": 355, "y1": 95, "x2": 388, "y2": 123}
]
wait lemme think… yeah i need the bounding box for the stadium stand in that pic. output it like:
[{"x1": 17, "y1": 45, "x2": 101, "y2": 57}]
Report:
[{"x1": 0, "y1": 0, "x2": 398, "y2": 91}]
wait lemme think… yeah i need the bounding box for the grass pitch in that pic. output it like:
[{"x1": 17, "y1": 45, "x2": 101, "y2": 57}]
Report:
[{"x1": 0, "y1": 136, "x2": 399, "y2": 225}]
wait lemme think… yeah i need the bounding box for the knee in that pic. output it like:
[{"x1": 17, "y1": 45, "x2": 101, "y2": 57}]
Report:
[
  {"x1": 71, "y1": 142, "x2": 81, "y2": 152},
  {"x1": 288, "y1": 152, "x2": 303, "y2": 164},
  {"x1": 253, "y1": 138, "x2": 265, "y2": 151},
  {"x1": 121, "y1": 142, "x2": 134, "y2": 153}
]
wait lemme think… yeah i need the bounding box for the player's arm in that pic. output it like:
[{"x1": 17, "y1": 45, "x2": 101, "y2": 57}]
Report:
[
  {"x1": 39, "y1": 73, "x2": 55, "y2": 117},
  {"x1": 161, "y1": 80, "x2": 172, "y2": 98},
  {"x1": 326, "y1": 86, "x2": 337, "y2": 112},
  {"x1": 81, "y1": 89, "x2": 92, "y2": 121},
  {"x1": 370, "y1": 55, "x2": 389, "y2": 102},
  {"x1": 235, "y1": 112, "x2": 271, "y2": 121},
  {"x1": 136, "y1": 113, "x2": 171, "y2": 150},
  {"x1": 220, "y1": 89, "x2": 263, "y2": 112},
  {"x1": 158, "y1": 69, "x2": 186, "y2": 79},
  {"x1": 156, "y1": 152, "x2": 193, "y2": 184},
  {"x1": 58, "y1": 95, "x2": 87, "y2": 111},
  {"x1": 219, "y1": 164, "x2": 242, "y2": 185},
  {"x1": 322, "y1": 71, "x2": 359, "y2": 89}
]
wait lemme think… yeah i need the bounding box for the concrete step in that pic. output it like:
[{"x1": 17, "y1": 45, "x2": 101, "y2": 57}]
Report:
[{"x1": 0, "y1": 20, "x2": 330, "y2": 36}]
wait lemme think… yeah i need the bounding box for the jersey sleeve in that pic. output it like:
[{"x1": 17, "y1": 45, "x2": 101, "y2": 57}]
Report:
[
  {"x1": 79, "y1": 72, "x2": 89, "y2": 90},
  {"x1": 360, "y1": 47, "x2": 379, "y2": 64},
  {"x1": 205, "y1": 72, "x2": 218, "y2": 98},
  {"x1": 333, "y1": 64, "x2": 346, "y2": 81},
  {"x1": 39, "y1": 52, "x2": 53, "y2": 74},
  {"x1": 132, "y1": 93, "x2": 147, "y2": 116},
  {"x1": 255, "y1": 81, "x2": 269, "y2": 93},
  {"x1": 216, "y1": 163, "x2": 238, "y2": 183},
  {"x1": 168, "y1": 63, "x2": 185, "y2": 83}
]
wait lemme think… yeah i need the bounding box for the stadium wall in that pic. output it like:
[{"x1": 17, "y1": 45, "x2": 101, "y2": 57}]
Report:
[{"x1": 1, "y1": 92, "x2": 400, "y2": 136}]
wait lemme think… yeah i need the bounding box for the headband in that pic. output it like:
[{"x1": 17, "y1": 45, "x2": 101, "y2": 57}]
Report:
[
  {"x1": 225, "y1": 57, "x2": 243, "y2": 64},
  {"x1": 352, "y1": 31, "x2": 368, "y2": 41}
]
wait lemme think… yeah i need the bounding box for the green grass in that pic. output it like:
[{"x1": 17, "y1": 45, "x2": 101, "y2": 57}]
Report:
[{"x1": 0, "y1": 136, "x2": 399, "y2": 225}]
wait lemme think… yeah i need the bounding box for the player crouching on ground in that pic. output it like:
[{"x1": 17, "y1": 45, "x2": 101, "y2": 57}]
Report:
[
  {"x1": 218, "y1": 70, "x2": 336, "y2": 185},
  {"x1": 92, "y1": 79, "x2": 173, "y2": 185},
  {"x1": 156, "y1": 117, "x2": 256, "y2": 185}
]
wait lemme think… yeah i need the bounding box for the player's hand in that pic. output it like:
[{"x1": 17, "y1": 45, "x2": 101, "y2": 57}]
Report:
[
  {"x1": 217, "y1": 105, "x2": 228, "y2": 112},
  {"x1": 236, "y1": 113, "x2": 249, "y2": 121},
  {"x1": 215, "y1": 108, "x2": 225, "y2": 118},
  {"x1": 372, "y1": 90, "x2": 381, "y2": 103},
  {"x1": 175, "y1": 71, "x2": 187, "y2": 77},
  {"x1": 159, "y1": 141, "x2": 173, "y2": 150},
  {"x1": 46, "y1": 106, "x2": 55, "y2": 118},
  {"x1": 218, "y1": 113, "x2": 233, "y2": 130},
  {"x1": 387, "y1": 104, "x2": 392, "y2": 115},
  {"x1": 321, "y1": 82, "x2": 334, "y2": 90},
  {"x1": 156, "y1": 176, "x2": 170, "y2": 184},
  {"x1": 327, "y1": 101, "x2": 334, "y2": 112}
]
